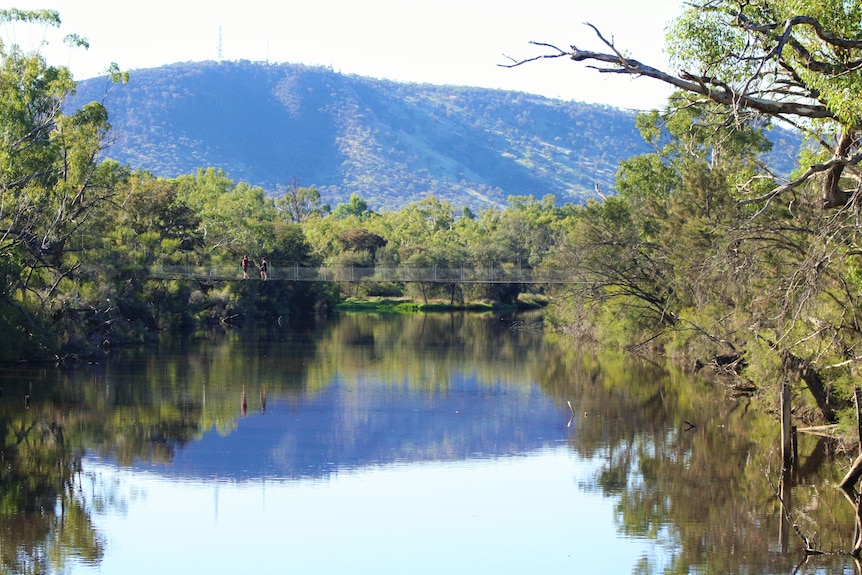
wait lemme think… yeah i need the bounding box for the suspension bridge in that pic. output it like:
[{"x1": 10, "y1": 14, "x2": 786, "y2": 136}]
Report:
[{"x1": 146, "y1": 265, "x2": 580, "y2": 284}]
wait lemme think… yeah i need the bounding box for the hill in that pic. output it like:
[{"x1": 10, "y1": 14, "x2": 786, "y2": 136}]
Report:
[{"x1": 69, "y1": 60, "x2": 798, "y2": 211}]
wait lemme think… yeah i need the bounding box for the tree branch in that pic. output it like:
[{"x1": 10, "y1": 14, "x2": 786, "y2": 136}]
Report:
[{"x1": 503, "y1": 25, "x2": 834, "y2": 120}]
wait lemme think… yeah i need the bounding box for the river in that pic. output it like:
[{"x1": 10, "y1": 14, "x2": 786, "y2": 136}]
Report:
[{"x1": 0, "y1": 312, "x2": 856, "y2": 574}]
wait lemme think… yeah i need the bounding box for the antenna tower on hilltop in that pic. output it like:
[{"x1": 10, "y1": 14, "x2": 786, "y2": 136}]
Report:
[{"x1": 218, "y1": 26, "x2": 223, "y2": 61}]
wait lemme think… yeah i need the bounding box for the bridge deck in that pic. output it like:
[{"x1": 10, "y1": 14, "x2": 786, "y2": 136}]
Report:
[{"x1": 147, "y1": 265, "x2": 579, "y2": 284}]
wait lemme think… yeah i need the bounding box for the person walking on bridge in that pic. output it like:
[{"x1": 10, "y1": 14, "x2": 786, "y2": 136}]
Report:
[
  {"x1": 259, "y1": 258, "x2": 268, "y2": 281},
  {"x1": 241, "y1": 255, "x2": 250, "y2": 279}
]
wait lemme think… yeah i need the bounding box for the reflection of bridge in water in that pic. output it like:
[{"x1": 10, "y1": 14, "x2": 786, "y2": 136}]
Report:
[{"x1": 148, "y1": 265, "x2": 580, "y2": 284}]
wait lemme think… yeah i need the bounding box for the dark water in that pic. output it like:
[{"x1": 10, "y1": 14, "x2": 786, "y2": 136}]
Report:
[{"x1": 0, "y1": 313, "x2": 857, "y2": 574}]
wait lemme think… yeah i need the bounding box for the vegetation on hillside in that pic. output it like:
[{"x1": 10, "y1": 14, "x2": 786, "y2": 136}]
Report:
[{"x1": 67, "y1": 60, "x2": 799, "y2": 212}]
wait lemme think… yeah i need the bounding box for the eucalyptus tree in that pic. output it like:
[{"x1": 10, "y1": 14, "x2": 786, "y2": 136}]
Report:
[
  {"x1": 338, "y1": 228, "x2": 387, "y2": 261},
  {"x1": 331, "y1": 193, "x2": 373, "y2": 220},
  {"x1": 511, "y1": 0, "x2": 862, "y2": 425},
  {"x1": 0, "y1": 9, "x2": 127, "y2": 360},
  {"x1": 494, "y1": 194, "x2": 570, "y2": 274},
  {"x1": 274, "y1": 178, "x2": 329, "y2": 223},
  {"x1": 507, "y1": 0, "x2": 862, "y2": 207},
  {"x1": 506, "y1": 0, "x2": 862, "y2": 239},
  {"x1": 174, "y1": 168, "x2": 247, "y2": 263},
  {"x1": 118, "y1": 172, "x2": 202, "y2": 265},
  {"x1": 382, "y1": 195, "x2": 466, "y2": 302}
]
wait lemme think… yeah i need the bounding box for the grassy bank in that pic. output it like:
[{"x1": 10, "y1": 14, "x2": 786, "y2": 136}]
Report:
[{"x1": 335, "y1": 293, "x2": 550, "y2": 314}]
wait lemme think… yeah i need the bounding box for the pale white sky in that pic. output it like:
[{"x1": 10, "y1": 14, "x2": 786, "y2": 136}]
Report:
[{"x1": 4, "y1": 0, "x2": 684, "y2": 110}]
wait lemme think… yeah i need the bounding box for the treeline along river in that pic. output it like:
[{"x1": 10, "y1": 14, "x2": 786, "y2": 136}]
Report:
[{"x1": 0, "y1": 312, "x2": 857, "y2": 574}]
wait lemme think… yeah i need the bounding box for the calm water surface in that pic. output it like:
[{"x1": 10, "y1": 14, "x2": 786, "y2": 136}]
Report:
[{"x1": 0, "y1": 313, "x2": 857, "y2": 574}]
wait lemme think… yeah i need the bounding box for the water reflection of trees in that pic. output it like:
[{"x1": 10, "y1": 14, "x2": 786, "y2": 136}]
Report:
[
  {"x1": 4, "y1": 313, "x2": 861, "y2": 573},
  {"x1": 308, "y1": 312, "x2": 547, "y2": 394},
  {"x1": 536, "y1": 341, "x2": 857, "y2": 573},
  {"x1": 0, "y1": 313, "x2": 549, "y2": 573},
  {"x1": 0, "y1": 402, "x2": 103, "y2": 574}
]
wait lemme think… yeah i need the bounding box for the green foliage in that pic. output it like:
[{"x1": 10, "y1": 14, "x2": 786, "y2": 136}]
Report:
[
  {"x1": 0, "y1": 10, "x2": 125, "y2": 360},
  {"x1": 665, "y1": 0, "x2": 862, "y2": 130},
  {"x1": 546, "y1": 13, "x2": 862, "y2": 431},
  {"x1": 0, "y1": 47, "x2": 331, "y2": 358},
  {"x1": 336, "y1": 297, "x2": 494, "y2": 313},
  {"x1": 4, "y1": 5, "x2": 859, "y2": 454},
  {"x1": 275, "y1": 182, "x2": 328, "y2": 222},
  {"x1": 331, "y1": 193, "x2": 372, "y2": 220},
  {"x1": 666, "y1": 8, "x2": 751, "y2": 84},
  {"x1": 549, "y1": 101, "x2": 805, "y2": 369}
]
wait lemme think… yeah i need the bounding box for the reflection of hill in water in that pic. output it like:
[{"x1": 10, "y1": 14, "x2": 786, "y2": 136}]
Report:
[{"x1": 137, "y1": 375, "x2": 569, "y2": 480}]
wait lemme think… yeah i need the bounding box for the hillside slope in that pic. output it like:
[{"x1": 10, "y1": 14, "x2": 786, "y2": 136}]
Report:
[{"x1": 69, "y1": 60, "x2": 797, "y2": 210}]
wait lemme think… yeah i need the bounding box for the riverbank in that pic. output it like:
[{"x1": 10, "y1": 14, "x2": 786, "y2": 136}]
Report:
[{"x1": 334, "y1": 293, "x2": 550, "y2": 313}]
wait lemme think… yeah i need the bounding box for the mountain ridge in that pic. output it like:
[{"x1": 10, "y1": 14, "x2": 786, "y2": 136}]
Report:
[{"x1": 68, "y1": 60, "x2": 798, "y2": 211}]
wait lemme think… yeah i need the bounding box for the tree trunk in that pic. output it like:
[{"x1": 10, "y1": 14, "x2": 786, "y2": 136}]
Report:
[
  {"x1": 782, "y1": 350, "x2": 837, "y2": 423},
  {"x1": 822, "y1": 130, "x2": 855, "y2": 209}
]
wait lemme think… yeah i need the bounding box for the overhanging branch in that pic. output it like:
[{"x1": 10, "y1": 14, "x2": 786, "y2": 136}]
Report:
[{"x1": 503, "y1": 29, "x2": 833, "y2": 120}]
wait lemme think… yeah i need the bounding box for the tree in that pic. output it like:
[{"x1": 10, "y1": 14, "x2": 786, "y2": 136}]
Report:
[
  {"x1": 122, "y1": 173, "x2": 202, "y2": 258},
  {"x1": 553, "y1": 195, "x2": 680, "y2": 336},
  {"x1": 0, "y1": 9, "x2": 126, "y2": 359},
  {"x1": 515, "y1": 2, "x2": 859, "y2": 426},
  {"x1": 331, "y1": 193, "x2": 373, "y2": 220},
  {"x1": 338, "y1": 228, "x2": 387, "y2": 258},
  {"x1": 175, "y1": 169, "x2": 278, "y2": 265},
  {"x1": 505, "y1": 0, "x2": 862, "y2": 209},
  {"x1": 275, "y1": 178, "x2": 328, "y2": 222},
  {"x1": 496, "y1": 194, "x2": 561, "y2": 267}
]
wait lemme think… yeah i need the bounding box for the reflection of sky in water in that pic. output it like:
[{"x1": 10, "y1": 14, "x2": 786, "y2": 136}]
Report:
[
  {"x1": 69, "y1": 374, "x2": 663, "y2": 574},
  {"x1": 133, "y1": 374, "x2": 572, "y2": 481},
  {"x1": 77, "y1": 448, "x2": 660, "y2": 575}
]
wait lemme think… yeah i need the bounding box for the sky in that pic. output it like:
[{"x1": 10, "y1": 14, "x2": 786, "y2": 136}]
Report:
[{"x1": 4, "y1": 0, "x2": 684, "y2": 110}]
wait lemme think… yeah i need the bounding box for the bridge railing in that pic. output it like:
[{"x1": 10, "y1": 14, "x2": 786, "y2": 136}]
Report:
[{"x1": 148, "y1": 265, "x2": 577, "y2": 284}]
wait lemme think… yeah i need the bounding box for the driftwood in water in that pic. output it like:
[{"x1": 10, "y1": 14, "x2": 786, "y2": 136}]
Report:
[
  {"x1": 839, "y1": 388, "x2": 862, "y2": 492},
  {"x1": 778, "y1": 387, "x2": 862, "y2": 558},
  {"x1": 771, "y1": 399, "x2": 862, "y2": 560},
  {"x1": 840, "y1": 453, "x2": 862, "y2": 492}
]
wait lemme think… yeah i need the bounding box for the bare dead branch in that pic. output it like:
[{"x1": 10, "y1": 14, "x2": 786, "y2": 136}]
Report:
[
  {"x1": 505, "y1": 25, "x2": 833, "y2": 120},
  {"x1": 500, "y1": 42, "x2": 570, "y2": 67}
]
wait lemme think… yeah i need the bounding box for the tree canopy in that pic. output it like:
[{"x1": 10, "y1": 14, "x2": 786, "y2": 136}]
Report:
[{"x1": 507, "y1": 0, "x2": 862, "y2": 209}]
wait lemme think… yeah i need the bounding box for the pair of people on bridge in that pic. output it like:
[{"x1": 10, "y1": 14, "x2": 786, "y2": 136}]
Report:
[{"x1": 241, "y1": 256, "x2": 267, "y2": 281}]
